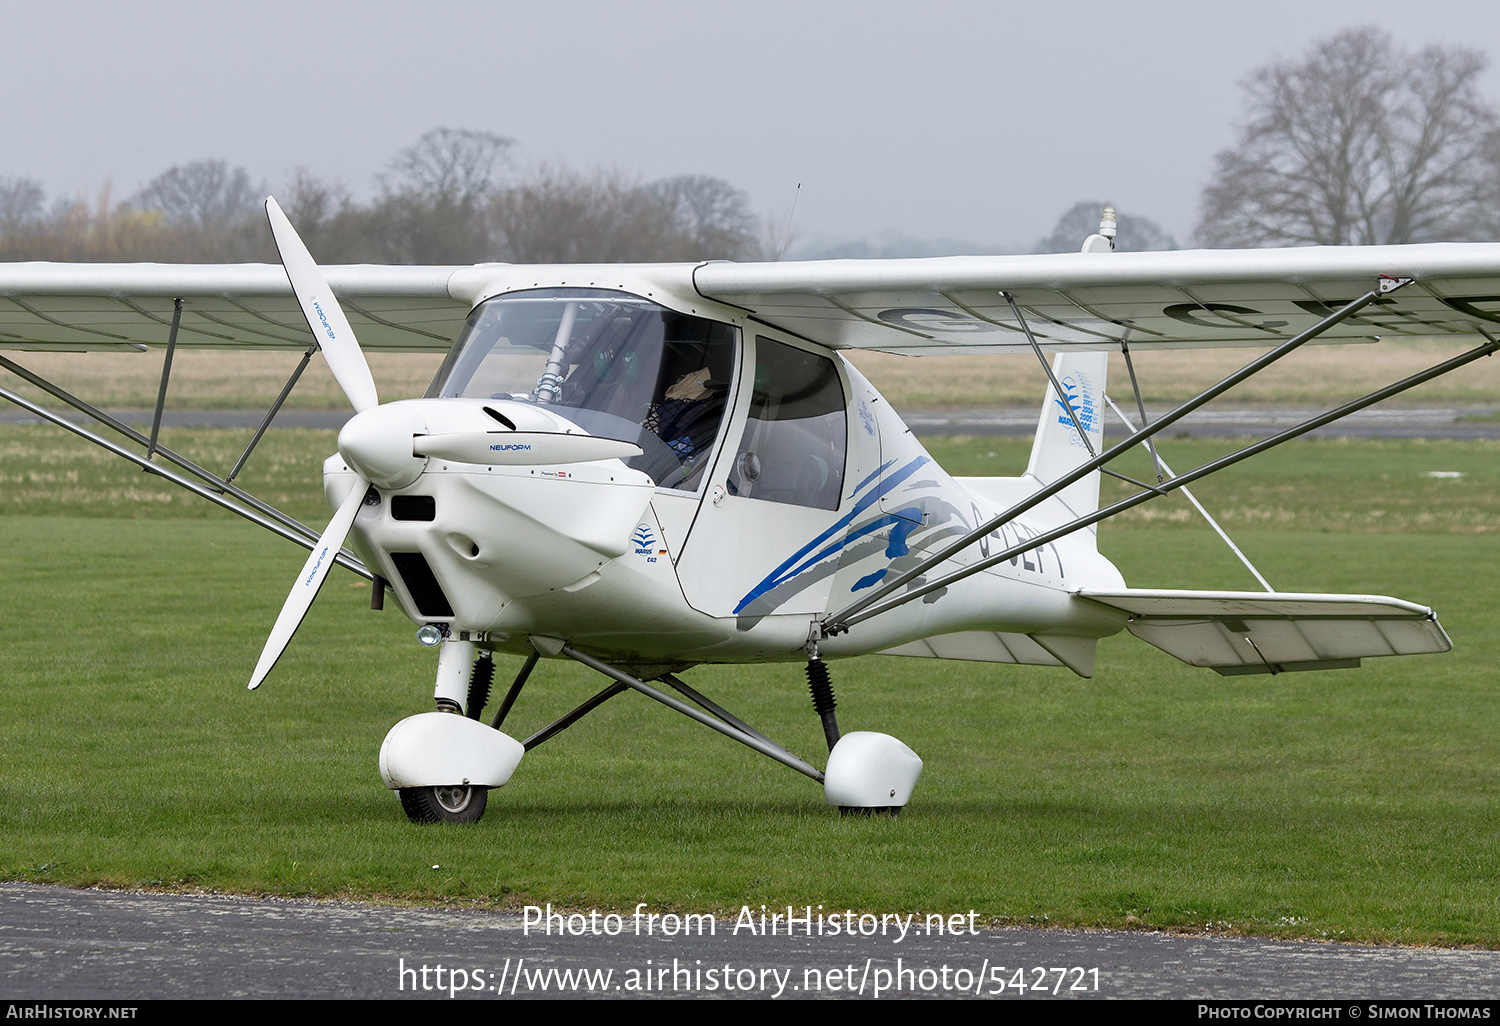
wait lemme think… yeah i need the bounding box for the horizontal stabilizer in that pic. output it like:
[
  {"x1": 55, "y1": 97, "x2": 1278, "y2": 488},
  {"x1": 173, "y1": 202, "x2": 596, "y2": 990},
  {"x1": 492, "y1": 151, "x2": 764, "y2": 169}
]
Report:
[{"x1": 1077, "y1": 589, "x2": 1451, "y2": 675}]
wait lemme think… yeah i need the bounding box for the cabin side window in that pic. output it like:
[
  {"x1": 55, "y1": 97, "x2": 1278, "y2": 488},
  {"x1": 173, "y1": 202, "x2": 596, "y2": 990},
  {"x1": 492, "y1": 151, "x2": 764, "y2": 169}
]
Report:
[{"x1": 725, "y1": 337, "x2": 847, "y2": 510}]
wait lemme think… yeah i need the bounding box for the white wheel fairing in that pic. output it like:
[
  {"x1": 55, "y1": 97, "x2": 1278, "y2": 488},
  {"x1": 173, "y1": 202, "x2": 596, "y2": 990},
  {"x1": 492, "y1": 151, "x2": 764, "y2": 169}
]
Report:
[
  {"x1": 823, "y1": 731, "x2": 923, "y2": 808},
  {"x1": 379, "y1": 712, "x2": 524, "y2": 790}
]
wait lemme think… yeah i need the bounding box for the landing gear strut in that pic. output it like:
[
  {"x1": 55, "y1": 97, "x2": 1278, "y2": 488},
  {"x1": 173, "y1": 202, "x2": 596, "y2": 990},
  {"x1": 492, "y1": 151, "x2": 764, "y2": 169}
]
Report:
[
  {"x1": 808, "y1": 640, "x2": 923, "y2": 816},
  {"x1": 381, "y1": 639, "x2": 526, "y2": 825},
  {"x1": 805, "y1": 648, "x2": 841, "y2": 753}
]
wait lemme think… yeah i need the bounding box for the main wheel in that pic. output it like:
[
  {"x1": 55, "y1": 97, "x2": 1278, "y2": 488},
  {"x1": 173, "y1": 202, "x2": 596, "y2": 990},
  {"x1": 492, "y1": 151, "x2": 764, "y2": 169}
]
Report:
[{"x1": 398, "y1": 785, "x2": 489, "y2": 825}]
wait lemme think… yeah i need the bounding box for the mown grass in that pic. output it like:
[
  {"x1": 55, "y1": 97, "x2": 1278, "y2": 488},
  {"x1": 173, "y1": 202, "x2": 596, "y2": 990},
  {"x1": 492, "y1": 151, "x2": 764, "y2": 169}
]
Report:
[
  {"x1": 0, "y1": 424, "x2": 339, "y2": 524},
  {"x1": 928, "y1": 434, "x2": 1500, "y2": 539},
  {"x1": 7, "y1": 424, "x2": 1500, "y2": 538},
  {"x1": 1, "y1": 426, "x2": 1499, "y2": 944}
]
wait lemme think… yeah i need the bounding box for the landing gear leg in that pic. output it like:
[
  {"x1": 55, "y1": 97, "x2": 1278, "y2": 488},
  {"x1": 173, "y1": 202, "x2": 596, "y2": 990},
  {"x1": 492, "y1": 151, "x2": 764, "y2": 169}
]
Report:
[
  {"x1": 433, "y1": 637, "x2": 474, "y2": 714},
  {"x1": 382, "y1": 637, "x2": 525, "y2": 826},
  {"x1": 466, "y1": 652, "x2": 494, "y2": 721},
  {"x1": 805, "y1": 646, "x2": 841, "y2": 753},
  {"x1": 809, "y1": 640, "x2": 923, "y2": 816}
]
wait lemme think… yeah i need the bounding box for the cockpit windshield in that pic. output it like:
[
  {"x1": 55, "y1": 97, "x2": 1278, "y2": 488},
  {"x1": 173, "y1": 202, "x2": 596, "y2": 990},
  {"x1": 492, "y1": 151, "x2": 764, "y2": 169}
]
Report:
[{"x1": 426, "y1": 288, "x2": 737, "y2": 491}]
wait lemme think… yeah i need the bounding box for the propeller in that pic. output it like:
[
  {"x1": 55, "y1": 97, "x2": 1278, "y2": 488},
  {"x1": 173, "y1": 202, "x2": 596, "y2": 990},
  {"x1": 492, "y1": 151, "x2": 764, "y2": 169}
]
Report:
[
  {"x1": 248, "y1": 198, "x2": 379, "y2": 689},
  {"x1": 247, "y1": 476, "x2": 368, "y2": 690},
  {"x1": 264, "y1": 197, "x2": 379, "y2": 414},
  {"x1": 249, "y1": 198, "x2": 645, "y2": 689}
]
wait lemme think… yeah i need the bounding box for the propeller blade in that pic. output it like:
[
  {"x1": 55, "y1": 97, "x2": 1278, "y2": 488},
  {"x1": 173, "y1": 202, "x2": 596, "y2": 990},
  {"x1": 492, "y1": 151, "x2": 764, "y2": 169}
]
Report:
[
  {"x1": 248, "y1": 475, "x2": 369, "y2": 690},
  {"x1": 413, "y1": 431, "x2": 643, "y2": 466},
  {"x1": 265, "y1": 197, "x2": 380, "y2": 414}
]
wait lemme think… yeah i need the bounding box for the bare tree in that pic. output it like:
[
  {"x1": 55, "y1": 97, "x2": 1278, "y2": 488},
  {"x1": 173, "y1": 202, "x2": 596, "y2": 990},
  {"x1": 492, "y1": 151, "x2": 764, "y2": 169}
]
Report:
[
  {"x1": 1036, "y1": 201, "x2": 1178, "y2": 253},
  {"x1": 0, "y1": 181, "x2": 194, "y2": 262},
  {"x1": 0, "y1": 178, "x2": 45, "y2": 236},
  {"x1": 370, "y1": 128, "x2": 514, "y2": 263},
  {"x1": 646, "y1": 174, "x2": 761, "y2": 260},
  {"x1": 132, "y1": 160, "x2": 261, "y2": 229},
  {"x1": 1478, "y1": 126, "x2": 1500, "y2": 240},
  {"x1": 1197, "y1": 28, "x2": 1500, "y2": 247},
  {"x1": 491, "y1": 165, "x2": 655, "y2": 263},
  {"x1": 493, "y1": 166, "x2": 761, "y2": 263},
  {"x1": 129, "y1": 159, "x2": 266, "y2": 260},
  {"x1": 0, "y1": 127, "x2": 769, "y2": 265},
  {"x1": 276, "y1": 167, "x2": 378, "y2": 263},
  {"x1": 280, "y1": 167, "x2": 347, "y2": 236},
  {"x1": 379, "y1": 127, "x2": 513, "y2": 206}
]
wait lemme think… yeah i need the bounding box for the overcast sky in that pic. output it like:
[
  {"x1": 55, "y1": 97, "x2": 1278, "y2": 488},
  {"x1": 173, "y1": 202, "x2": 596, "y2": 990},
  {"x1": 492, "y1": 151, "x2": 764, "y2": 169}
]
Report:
[{"x1": 4, "y1": 0, "x2": 1499, "y2": 254}]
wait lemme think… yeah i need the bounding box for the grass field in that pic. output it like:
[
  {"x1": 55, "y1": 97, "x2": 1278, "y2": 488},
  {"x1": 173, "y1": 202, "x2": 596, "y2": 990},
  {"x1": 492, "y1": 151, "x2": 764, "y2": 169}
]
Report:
[{"x1": 2, "y1": 422, "x2": 1499, "y2": 945}]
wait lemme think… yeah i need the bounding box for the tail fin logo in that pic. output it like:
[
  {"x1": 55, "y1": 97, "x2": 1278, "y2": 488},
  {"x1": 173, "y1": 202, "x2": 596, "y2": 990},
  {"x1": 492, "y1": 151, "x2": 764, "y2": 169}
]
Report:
[{"x1": 1054, "y1": 373, "x2": 1097, "y2": 446}]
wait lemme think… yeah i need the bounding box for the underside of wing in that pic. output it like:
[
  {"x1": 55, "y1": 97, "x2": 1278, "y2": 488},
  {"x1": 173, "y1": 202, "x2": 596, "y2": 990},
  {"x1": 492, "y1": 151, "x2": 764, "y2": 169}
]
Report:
[
  {"x1": 1076, "y1": 589, "x2": 1452, "y2": 675},
  {"x1": 880, "y1": 631, "x2": 1098, "y2": 677},
  {"x1": 0, "y1": 263, "x2": 472, "y2": 353},
  {"x1": 692, "y1": 244, "x2": 1500, "y2": 355}
]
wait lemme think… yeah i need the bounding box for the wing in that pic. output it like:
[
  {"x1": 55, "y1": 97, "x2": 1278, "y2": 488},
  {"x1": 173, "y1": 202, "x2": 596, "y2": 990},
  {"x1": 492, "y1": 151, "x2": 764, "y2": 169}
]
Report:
[
  {"x1": 0, "y1": 263, "x2": 472, "y2": 353},
  {"x1": 11, "y1": 243, "x2": 1500, "y2": 356},
  {"x1": 692, "y1": 243, "x2": 1500, "y2": 354}
]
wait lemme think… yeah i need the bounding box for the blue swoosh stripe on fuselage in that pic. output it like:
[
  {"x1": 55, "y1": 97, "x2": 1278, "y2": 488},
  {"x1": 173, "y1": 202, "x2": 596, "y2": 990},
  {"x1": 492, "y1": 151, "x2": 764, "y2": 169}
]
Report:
[{"x1": 731, "y1": 456, "x2": 930, "y2": 614}]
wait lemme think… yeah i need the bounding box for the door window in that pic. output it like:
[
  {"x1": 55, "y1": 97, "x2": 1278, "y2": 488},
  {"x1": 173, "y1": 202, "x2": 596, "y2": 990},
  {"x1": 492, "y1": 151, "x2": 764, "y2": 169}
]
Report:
[{"x1": 725, "y1": 337, "x2": 847, "y2": 510}]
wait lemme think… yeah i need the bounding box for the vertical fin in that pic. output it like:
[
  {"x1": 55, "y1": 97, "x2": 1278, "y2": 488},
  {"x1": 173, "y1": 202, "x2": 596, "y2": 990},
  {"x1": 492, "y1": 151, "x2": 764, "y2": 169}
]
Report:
[{"x1": 1025, "y1": 351, "x2": 1108, "y2": 522}]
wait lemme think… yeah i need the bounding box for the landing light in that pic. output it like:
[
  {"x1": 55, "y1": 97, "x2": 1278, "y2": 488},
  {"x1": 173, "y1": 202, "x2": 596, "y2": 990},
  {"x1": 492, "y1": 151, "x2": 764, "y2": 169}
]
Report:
[{"x1": 416, "y1": 625, "x2": 444, "y2": 647}]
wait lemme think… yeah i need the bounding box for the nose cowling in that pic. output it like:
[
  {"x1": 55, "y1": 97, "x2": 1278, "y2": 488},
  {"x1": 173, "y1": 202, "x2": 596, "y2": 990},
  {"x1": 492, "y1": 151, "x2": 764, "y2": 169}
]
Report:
[{"x1": 338, "y1": 404, "x2": 429, "y2": 489}]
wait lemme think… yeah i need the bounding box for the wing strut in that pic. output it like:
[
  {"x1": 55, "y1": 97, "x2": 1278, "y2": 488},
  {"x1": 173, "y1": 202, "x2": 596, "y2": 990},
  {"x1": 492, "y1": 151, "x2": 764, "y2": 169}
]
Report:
[
  {"x1": 226, "y1": 345, "x2": 317, "y2": 483},
  {"x1": 145, "y1": 298, "x2": 183, "y2": 462},
  {"x1": 822, "y1": 280, "x2": 1500, "y2": 636},
  {"x1": 824, "y1": 333, "x2": 1496, "y2": 633},
  {"x1": 1004, "y1": 291, "x2": 1095, "y2": 455},
  {"x1": 821, "y1": 280, "x2": 1405, "y2": 635},
  {"x1": 0, "y1": 382, "x2": 370, "y2": 578},
  {"x1": 0, "y1": 353, "x2": 333, "y2": 549},
  {"x1": 1119, "y1": 340, "x2": 1165, "y2": 484}
]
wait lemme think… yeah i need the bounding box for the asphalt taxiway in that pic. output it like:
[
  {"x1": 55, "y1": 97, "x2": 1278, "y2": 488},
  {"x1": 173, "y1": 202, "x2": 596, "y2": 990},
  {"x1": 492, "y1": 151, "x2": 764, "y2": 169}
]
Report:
[
  {"x1": 3, "y1": 405, "x2": 1500, "y2": 440},
  {"x1": 3, "y1": 883, "x2": 1497, "y2": 1000}
]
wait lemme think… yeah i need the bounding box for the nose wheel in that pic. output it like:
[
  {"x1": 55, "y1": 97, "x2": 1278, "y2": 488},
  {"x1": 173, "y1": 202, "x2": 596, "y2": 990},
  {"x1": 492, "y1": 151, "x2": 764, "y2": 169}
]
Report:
[{"x1": 398, "y1": 785, "x2": 489, "y2": 824}]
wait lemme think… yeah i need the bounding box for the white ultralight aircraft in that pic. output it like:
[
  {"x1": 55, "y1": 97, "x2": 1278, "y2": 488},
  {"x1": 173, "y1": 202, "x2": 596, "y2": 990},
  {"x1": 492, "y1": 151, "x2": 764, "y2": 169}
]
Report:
[{"x1": 2, "y1": 202, "x2": 1495, "y2": 823}]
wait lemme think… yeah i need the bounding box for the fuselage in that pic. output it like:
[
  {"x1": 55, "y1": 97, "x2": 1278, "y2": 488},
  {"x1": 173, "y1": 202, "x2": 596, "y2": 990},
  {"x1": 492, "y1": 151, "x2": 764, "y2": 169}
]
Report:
[{"x1": 324, "y1": 285, "x2": 1129, "y2": 668}]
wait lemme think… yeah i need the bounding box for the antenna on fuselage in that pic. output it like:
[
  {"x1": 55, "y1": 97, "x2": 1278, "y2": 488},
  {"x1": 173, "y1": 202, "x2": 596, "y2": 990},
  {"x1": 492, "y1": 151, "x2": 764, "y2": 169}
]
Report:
[
  {"x1": 777, "y1": 183, "x2": 801, "y2": 261},
  {"x1": 1080, "y1": 205, "x2": 1117, "y2": 253}
]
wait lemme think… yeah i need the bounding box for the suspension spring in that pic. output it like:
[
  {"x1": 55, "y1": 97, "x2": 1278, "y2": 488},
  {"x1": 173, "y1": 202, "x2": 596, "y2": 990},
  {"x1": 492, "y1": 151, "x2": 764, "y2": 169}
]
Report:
[
  {"x1": 466, "y1": 653, "x2": 495, "y2": 721},
  {"x1": 806, "y1": 656, "x2": 841, "y2": 753}
]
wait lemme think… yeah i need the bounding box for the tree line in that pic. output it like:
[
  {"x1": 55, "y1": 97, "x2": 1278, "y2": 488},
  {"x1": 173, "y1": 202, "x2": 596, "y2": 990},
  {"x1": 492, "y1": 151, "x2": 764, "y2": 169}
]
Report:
[{"x1": 0, "y1": 128, "x2": 765, "y2": 264}]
